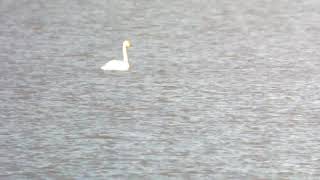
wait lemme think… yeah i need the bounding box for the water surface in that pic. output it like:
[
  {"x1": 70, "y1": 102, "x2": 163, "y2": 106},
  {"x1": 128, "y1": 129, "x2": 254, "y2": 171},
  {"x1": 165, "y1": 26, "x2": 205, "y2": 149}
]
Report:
[{"x1": 1, "y1": 0, "x2": 320, "y2": 179}]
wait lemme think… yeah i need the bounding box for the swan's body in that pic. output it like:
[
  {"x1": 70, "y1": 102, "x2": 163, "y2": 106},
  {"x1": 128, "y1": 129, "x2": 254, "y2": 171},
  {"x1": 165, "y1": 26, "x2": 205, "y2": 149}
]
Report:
[
  {"x1": 101, "y1": 40, "x2": 132, "y2": 71},
  {"x1": 101, "y1": 60, "x2": 129, "y2": 71}
]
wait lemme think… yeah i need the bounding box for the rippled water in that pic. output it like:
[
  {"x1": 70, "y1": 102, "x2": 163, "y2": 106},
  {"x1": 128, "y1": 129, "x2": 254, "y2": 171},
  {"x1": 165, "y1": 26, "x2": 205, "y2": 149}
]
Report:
[{"x1": 1, "y1": 0, "x2": 320, "y2": 179}]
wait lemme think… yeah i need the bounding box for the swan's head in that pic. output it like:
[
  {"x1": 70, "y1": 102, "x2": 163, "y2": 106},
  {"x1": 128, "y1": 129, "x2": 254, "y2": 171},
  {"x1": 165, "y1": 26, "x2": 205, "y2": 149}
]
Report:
[{"x1": 123, "y1": 40, "x2": 132, "y2": 48}]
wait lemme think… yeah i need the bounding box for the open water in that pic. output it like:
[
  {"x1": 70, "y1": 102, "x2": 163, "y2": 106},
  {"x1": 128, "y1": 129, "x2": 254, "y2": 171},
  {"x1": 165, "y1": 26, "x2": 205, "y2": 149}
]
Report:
[{"x1": 1, "y1": 0, "x2": 320, "y2": 179}]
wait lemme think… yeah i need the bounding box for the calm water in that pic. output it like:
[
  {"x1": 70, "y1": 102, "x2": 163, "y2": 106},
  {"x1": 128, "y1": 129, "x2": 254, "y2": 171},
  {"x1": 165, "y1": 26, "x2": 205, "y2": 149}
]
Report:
[{"x1": 1, "y1": 0, "x2": 320, "y2": 179}]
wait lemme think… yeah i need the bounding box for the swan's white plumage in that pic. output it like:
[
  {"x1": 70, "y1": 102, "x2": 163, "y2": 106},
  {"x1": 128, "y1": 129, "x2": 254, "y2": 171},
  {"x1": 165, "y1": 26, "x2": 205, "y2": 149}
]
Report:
[
  {"x1": 101, "y1": 40, "x2": 131, "y2": 71},
  {"x1": 100, "y1": 60, "x2": 129, "y2": 71}
]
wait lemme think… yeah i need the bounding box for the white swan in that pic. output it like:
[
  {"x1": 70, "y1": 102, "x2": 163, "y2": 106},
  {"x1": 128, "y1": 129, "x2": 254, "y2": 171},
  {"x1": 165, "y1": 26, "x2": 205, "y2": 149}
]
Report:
[{"x1": 101, "y1": 40, "x2": 132, "y2": 71}]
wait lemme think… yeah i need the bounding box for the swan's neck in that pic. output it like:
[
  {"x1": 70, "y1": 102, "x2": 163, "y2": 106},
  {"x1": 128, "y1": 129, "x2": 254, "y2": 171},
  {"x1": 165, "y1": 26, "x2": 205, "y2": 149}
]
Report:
[{"x1": 122, "y1": 45, "x2": 129, "y2": 64}]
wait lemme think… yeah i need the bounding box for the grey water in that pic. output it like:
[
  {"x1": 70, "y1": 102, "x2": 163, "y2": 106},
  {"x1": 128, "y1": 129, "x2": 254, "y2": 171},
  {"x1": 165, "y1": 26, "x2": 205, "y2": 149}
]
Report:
[{"x1": 1, "y1": 0, "x2": 320, "y2": 179}]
